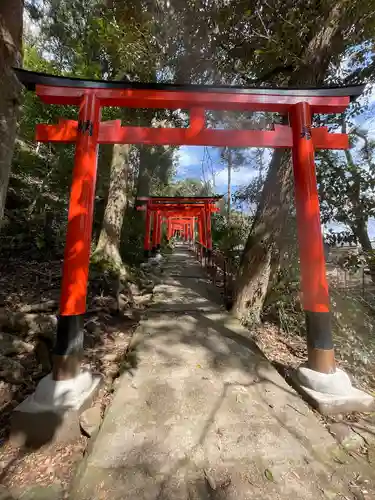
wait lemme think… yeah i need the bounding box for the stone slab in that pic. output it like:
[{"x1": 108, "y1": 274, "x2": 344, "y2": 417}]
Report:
[
  {"x1": 10, "y1": 374, "x2": 102, "y2": 448},
  {"x1": 294, "y1": 378, "x2": 375, "y2": 415}
]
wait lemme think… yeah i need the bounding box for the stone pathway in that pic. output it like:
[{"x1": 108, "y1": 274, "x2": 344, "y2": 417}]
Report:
[{"x1": 71, "y1": 245, "x2": 374, "y2": 500}]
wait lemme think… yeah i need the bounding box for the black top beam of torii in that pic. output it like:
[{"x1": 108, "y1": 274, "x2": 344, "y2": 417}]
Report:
[{"x1": 14, "y1": 68, "x2": 365, "y2": 99}]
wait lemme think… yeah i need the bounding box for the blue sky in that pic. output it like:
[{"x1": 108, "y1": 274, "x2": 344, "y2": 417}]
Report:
[{"x1": 174, "y1": 146, "x2": 258, "y2": 195}]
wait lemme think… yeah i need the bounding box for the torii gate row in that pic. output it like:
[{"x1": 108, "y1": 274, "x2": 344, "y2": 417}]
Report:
[
  {"x1": 146, "y1": 214, "x2": 196, "y2": 255},
  {"x1": 15, "y1": 68, "x2": 371, "y2": 416},
  {"x1": 136, "y1": 196, "x2": 220, "y2": 257},
  {"x1": 168, "y1": 218, "x2": 195, "y2": 241},
  {"x1": 144, "y1": 212, "x2": 206, "y2": 255}
]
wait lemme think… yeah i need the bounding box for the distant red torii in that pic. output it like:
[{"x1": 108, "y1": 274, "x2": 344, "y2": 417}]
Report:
[{"x1": 136, "y1": 196, "x2": 221, "y2": 256}]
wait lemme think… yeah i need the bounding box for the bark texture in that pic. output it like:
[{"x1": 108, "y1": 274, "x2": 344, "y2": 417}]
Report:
[
  {"x1": 234, "y1": 149, "x2": 293, "y2": 322},
  {"x1": 0, "y1": 0, "x2": 23, "y2": 226},
  {"x1": 135, "y1": 145, "x2": 155, "y2": 201},
  {"x1": 233, "y1": 2, "x2": 348, "y2": 323},
  {"x1": 95, "y1": 144, "x2": 130, "y2": 272}
]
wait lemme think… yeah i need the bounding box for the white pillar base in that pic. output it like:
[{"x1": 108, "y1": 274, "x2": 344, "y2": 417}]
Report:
[
  {"x1": 11, "y1": 369, "x2": 102, "y2": 447},
  {"x1": 295, "y1": 364, "x2": 374, "y2": 415}
]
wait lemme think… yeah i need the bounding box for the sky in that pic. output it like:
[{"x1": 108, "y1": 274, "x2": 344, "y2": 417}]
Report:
[{"x1": 174, "y1": 146, "x2": 258, "y2": 195}]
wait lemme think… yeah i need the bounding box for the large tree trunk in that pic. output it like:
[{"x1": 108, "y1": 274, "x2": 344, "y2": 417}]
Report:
[
  {"x1": 232, "y1": 1, "x2": 347, "y2": 323},
  {"x1": 351, "y1": 220, "x2": 375, "y2": 283},
  {"x1": 0, "y1": 1, "x2": 23, "y2": 226},
  {"x1": 233, "y1": 149, "x2": 293, "y2": 322},
  {"x1": 135, "y1": 146, "x2": 153, "y2": 200},
  {"x1": 95, "y1": 144, "x2": 130, "y2": 272}
]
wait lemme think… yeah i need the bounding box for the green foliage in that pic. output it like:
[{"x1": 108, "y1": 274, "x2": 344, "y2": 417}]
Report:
[
  {"x1": 163, "y1": 178, "x2": 213, "y2": 197},
  {"x1": 317, "y1": 128, "x2": 375, "y2": 231},
  {"x1": 317, "y1": 125, "x2": 375, "y2": 279},
  {"x1": 212, "y1": 211, "x2": 252, "y2": 254}
]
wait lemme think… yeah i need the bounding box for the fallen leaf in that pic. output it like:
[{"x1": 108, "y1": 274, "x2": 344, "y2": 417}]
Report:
[{"x1": 264, "y1": 469, "x2": 274, "y2": 482}]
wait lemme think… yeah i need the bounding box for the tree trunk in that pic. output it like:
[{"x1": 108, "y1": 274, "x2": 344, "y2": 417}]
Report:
[
  {"x1": 233, "y1": 149, "x2": 293, "y2": 322},
  {"x1": 232, "y1": 1, "x2": 347, "y2": 323},
  {"x1": 351, "y1": 220, "x2": 375, "y2": 283},
  {"x1": 135, "y1": 146, "x2": 153, "y2": 200},
  {"x1": 0, "y1": 1, "x2": 23, "y2": 226},
  {"x1": 95, "y1": 144, "x2": 130, "y2": 272}
]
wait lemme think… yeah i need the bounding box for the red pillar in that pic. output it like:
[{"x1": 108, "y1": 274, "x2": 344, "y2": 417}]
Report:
[
  {"x1": 291, "y1": 101, "x2": 335, "y2": 374},
  {"x1": 151, "y1": 210, "x2": 158, "y2": 254},
  {"x1": 187, "y1": 220, "x2": 192, "y2": 241},
  {"x1": 198, "y1": 215, "x2": 203, "y2": 245},
  {"x1": 144, "y1": 202, "x2": 151, "y2": 258},
  {"x1": 205, "y1": 204, "x2": 212, "y2": 252},
  {"x1": 198, "y1": 213, "x2": 205, "y2": 261},
  {"x1": 55, "y1": 92, "x2": 100, "y2": 380},
  {"x1": 157, "y1": 214, "x2": 162, "y2": 249},
  {"x1": 167, "y1": 218, "x2": 172, "y2": 240},
  {"x1": 201, "y1": 207, "x2": 207, "y2": 254}
]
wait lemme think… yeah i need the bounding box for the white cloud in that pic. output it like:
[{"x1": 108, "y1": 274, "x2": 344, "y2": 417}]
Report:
[
  {"x1": 215, "y1": 166, "x2": 257, "y2": 190},
  {"x1": 174, "y1": 146, "x2": 203, "y2": 169}
]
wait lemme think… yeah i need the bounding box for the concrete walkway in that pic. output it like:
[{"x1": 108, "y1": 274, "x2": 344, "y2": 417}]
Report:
[{"x1": 72, "y1": 245, "x2": 366, "y2": 500}]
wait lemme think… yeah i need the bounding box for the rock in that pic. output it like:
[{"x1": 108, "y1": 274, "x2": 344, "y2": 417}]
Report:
[
  {"x1": 30, "y1": 314, "x2": 58, "y2": 341},
  {"x1": 329, "y1": 422, "x2": 365, "y2": 450},
  {"x1": 34, "y1": 339, "x2": 52, "y2": 372},
  {"x1": 129, "y1": 283, "x2": 140, "y2": 296},
  {"x1": 121, "y1": 309, "x2": 141, "y2": 321},
  {"x1": 0, "y1": 332, "x2": 34, "y2": 356},
  {"x1": 0, "y1": 312, "x2": 57, "y2": 340},
  {"x1": 79, "y1": 406, "x2": 102, "y2": 437},
  {"x1": 106, "y1": 363, "x2": 120, "y2": 379},
  {"x1": 0, "y1": 355, "x2": 24, "y2": 384},
  {"x1": 0, "y1": 380, "x2": 12, "y2": 400},
  {"x1": 85, "y1": 320, "x2": 102, "y2": 337},
  {"x1": 103, "y1": 352, "x2": 119, "y2": 363},
  {"x1": 133, "y1": 294, "x2": 152, "y2": 307},
  {"x1": 117, "y1": 294, "x2": 130, "y2": 312}
]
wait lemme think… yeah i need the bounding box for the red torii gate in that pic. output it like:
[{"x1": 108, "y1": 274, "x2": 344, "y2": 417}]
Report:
[
  {"x1": 14, "y1": 68, "x2": 370, "y2": 415},
  {"x1": 137, "y1": 196, "x2": 220, "y2": 257}
]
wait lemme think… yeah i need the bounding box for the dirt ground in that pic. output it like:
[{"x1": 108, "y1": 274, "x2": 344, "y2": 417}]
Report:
[{"x1": 0, "y1": 256, "x2": 148, "y2": 497}]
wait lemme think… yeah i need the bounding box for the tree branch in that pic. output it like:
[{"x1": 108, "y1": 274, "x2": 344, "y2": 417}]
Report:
[{"x1": 241, "y1": 64, "x2": 294, "y2": 85}]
